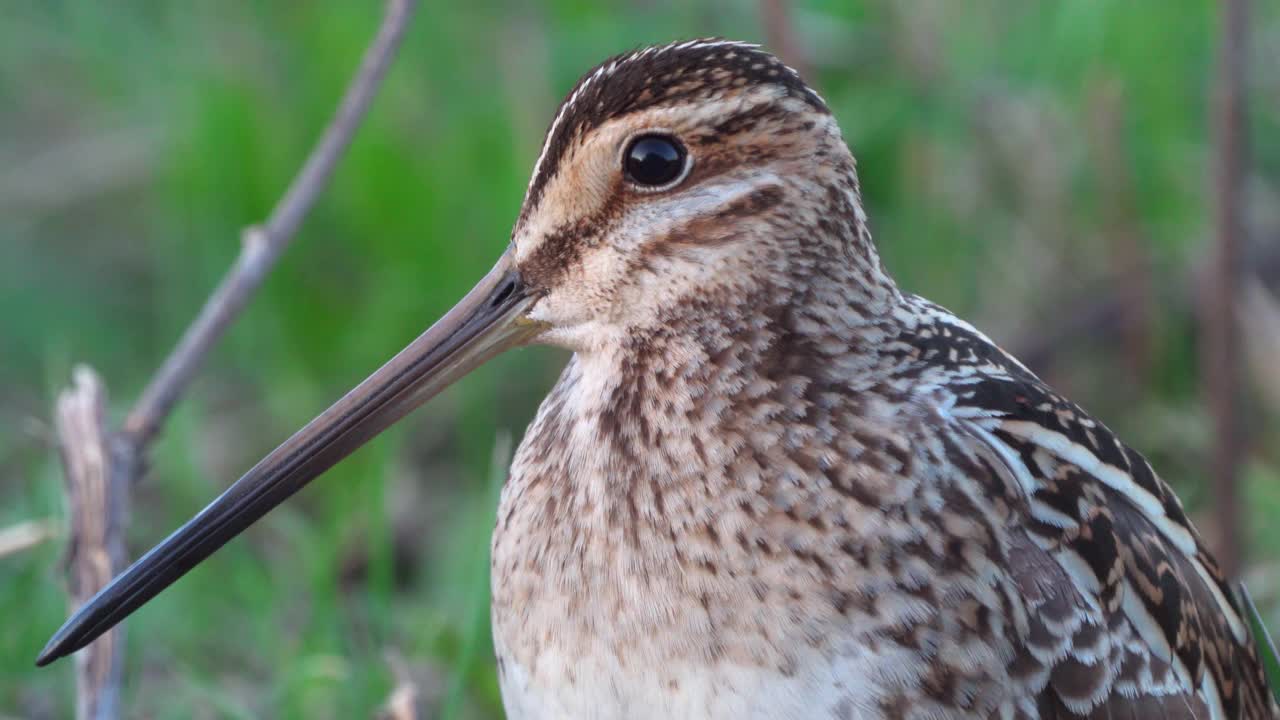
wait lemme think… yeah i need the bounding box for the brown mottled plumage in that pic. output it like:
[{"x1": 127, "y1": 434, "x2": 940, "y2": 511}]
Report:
[
  {"x1": 488, "y1": 40, "x2": 1277, "y2": 718},
  {"x1": 37, "y1": 38, "x2": 1277, "y2": 719}
]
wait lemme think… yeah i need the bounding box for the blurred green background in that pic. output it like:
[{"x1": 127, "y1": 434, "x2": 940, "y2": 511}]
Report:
[{"x1": 3, "y1": 1, "x2": 1279, "y2": 717}]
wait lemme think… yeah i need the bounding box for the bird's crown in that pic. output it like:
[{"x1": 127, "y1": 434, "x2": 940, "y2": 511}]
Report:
[{"x1": 521, "y1": 39, "x2": 828, "y2": 216}]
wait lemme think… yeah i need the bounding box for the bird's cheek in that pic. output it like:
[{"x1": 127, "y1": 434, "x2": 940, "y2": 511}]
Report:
[
  {"x1": 527, "y1": 297, "x2": 612, "y2": 352},
  {"x1": 526, "y1": 286, "x2": 595, "y2": 333}
]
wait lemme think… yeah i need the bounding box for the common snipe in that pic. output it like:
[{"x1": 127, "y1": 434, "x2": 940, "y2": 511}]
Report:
[{"x1": 40, "y1": 40, "x2": 1277, "y2": 719}]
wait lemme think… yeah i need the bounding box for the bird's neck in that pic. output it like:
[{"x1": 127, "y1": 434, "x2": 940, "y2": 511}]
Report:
[
  {"x1": 603, "y1": 257, "x2": 903, "y2": 390},
  {"x1": 517, "y1": 261, "x2": 909, "y2": 504}
]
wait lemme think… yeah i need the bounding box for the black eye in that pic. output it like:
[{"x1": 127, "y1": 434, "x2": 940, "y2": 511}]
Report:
[{"x1": 623, "y1": 135, "x2": 687, "y2": 187}]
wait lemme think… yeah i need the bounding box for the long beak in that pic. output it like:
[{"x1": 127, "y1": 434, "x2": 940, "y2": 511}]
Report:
[{"x1": 36, "y1": 251, "x2": 541, "y2": 667}]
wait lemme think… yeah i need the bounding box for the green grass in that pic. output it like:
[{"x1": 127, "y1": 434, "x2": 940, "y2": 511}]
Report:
[{"x1": 2, "y1": 0, "x2": 1278, "y2": 716}]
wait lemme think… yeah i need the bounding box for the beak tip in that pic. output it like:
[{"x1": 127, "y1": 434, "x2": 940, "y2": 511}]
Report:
[
  {"x1": 35, "y1": 642, "x2": 62, "y2": 667},
  {"x1": 35, "y1": 624, "x2": 78, "y2": 667}
]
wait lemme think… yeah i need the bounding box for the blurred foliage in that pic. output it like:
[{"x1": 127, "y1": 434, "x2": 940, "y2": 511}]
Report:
[{"x1": 1, "y1": 1, "x2": 1279, "y2": 717}]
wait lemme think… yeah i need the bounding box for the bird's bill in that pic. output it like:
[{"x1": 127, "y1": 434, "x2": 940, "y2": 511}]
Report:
[{"x1": 36, "y1": 251, "x2": 541, "y2": 667}]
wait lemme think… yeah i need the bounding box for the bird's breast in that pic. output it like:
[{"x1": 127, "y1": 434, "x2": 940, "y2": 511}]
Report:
[{"x1": 484, "y1": 351, "x2": 1010, "y2": 719}]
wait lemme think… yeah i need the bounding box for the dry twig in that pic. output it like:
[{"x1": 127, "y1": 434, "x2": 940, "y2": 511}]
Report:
[
  {"x1": 0, "y1": 518, "x2": 58, "y2": 559},
  {"x1": 1202, "y1": 0, "x2": 1249, "y2": 577},
  {"x1": 54, "y1": 368, "x2": 127, "y2": 720},
  {"x1": 47, "y1": 1, "x2": 417, "y2": 717},
  {"x1": 124, "y1": 0, "x2": 416, "y2": 448}
]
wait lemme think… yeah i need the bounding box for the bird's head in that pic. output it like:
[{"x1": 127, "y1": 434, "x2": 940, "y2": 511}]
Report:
[
  {"x1": 508, "y1": 39, "x2": 887, "y2": 351},
  {"x1": 37, "y1": 40, "x2": 893, "y2": 666}
]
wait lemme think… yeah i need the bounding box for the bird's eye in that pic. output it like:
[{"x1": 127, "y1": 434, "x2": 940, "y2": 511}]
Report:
[{"x1": 623, "y1": 135, "x2": 687, "y2": 188}]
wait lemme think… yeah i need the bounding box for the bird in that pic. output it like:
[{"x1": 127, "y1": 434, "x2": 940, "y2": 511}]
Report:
[{"x1": 37, "y1": 39, "x2": 1277, "y2": 718}]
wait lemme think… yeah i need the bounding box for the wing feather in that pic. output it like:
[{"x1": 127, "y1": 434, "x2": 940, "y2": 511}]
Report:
[{"x1": 902, "y1": 297, "x2": 1276, "y2": 717}]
